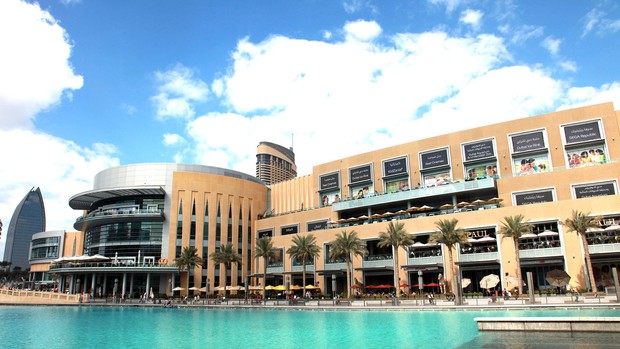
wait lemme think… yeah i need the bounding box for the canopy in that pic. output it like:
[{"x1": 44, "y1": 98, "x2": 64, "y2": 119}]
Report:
[
  {"x1": 538, "y1": 230, "x2": 559, "y2": 237},
  {"x1": 479, "y1": 274, "x2": 500, "y2": 289}
]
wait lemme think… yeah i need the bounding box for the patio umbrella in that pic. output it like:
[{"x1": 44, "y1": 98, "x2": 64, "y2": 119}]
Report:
[
  {"x1": 248, "y1": 285, "x2": 263, "y2": 291},
  {"x1": 188, "y1": 286, "x2": 200, "y2": 291},
  {"x1": 399, "y1": 283, "x2": 410, "y2": 288},
  {"x1": 377, "y1": 284, "x2": 393, "y2": 289},
  {"x1": 357, "y1": 215, "x2": 369, "y2": 220},
  {"x1": 396, "y1": 210, "x2": 407, "y2": 215},
  {"x1": 538, "y1": 230, "x2": 559, "y2": 237},
  {"x1": 424, "y1": 283, "x2": 440, "y2": 287},
  {"x1": 172, "y1": 287, "x2": 185, "y2": 291},
  {"x1": 305, "y1": 285, "x2": 318, "y2": 290},
  {"x1": 461, "y1": 278, "x2": 471, "y2": 288},
  {"x1": 519, "y1": 233, "x2": 538, "y2": 239},
  {"x1": 586, "y1": 227, "x2": 605, "y2": 233},
  {"x1": 264, "y1": 285, "x2": 276, "y2": 290},
  {"x1": 412, "y1": 241, "x2": 427, "y2": 247},
  {"x1": 486, "y1": 197, "x2": 503, "y2": 204},
  {"x1": 477, "y1": 236, "x2": 496, "y2": 242},
  {"x1": 149, "y1": 287, "x2": 154, "y2": 299},
  {"x1": 439, "y1": 204, "x2": 454, "y2": 210},
  {"x1": 505, "y1": 275, "x2": 525, "y2": 288},
  {"x1": 604, "y1": 224, "x2": 620, "y2": 231},
  {"x1": 273, "y1": 285, "x2": 286, "y2": 291},
  {"x1": 419, "y1": 205, "x2": 433, "y2": 211},
  {"x1": 351, "y1": 284, "x2": 361, "y2": 289},
  {"x1": 406, "y1": 206, "x2": 419, "y2": 212},
  {"x1": 546, "y1": 269, "x2": 571, "y2": 287},
  {"x1": 479, "y1": 274, "x2": 500, "y2": 289},
  {"x1": 370, "y1": 213, "x2": 382, "y2": 219},
  {"x1": 456, "y1": 201, "x2": 470, "y2": 208},
  {"x1": 471, "y1": 199, "x2": 485, "y2": 205}
]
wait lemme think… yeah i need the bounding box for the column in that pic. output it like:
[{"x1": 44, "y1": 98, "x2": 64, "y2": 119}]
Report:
[
  {"x1": 91, "y1": 273, "x2": 96, "y2": 297},
  {"x1": 69, "y1": 275, "x2": 75, "y2": 294},
  {"x1": 129, "y1": 274, "x2": 134, "y2": 298},
  {"x1": 122, "y1": 273, "x2": 127, "y2": 298},
  {"x1": 102, "y1": 275, "x2": 108, "y2": 296},
  {"x1": 146, "y1": 273, "x2": 151, "y2": 297}
]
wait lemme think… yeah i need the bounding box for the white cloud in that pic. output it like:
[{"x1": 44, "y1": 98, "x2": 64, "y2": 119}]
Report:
[
  {"x1": 582, "y1": 7, "x2": 620, "y2": 37},
  {"x1": 505, "y1": 24, "x2": 544, "y2": 44},
  {"x1": 542, "y1": 36, "x2": 561, "y2": 55},
  {"x1": 163, "y1": 133, "x2": 186, "y2": 146},
  {"x1": 559, "y1": 60, "x2": 577, "y2": 73},
  {"x1": 342, "y1": 0, "x2": 378, "y2": 14},
  {"x1": 0, "y1": 129, "x2": 119, "y2": 255},
  {"x1": 177, "y1": 19, "x2": 620, "y2": 180},
  {"x1": 428, "y1": 0, "x2": 464, "y2": 14},
  {"x1": 558, "y1": 82, "x2": 620, "y2": 111},
  {"x1": 460, "y1": 9, "x2": 483, "y2": 30},
  {"x1": 0, "y1": 0, "x2": 83, "y2": 130},
  {"x1": 344, "y1": 20, "x2": 382, "y2": 42},
  {"x1": 151, "y1": 64, "x2": 209, "y2": 120}
]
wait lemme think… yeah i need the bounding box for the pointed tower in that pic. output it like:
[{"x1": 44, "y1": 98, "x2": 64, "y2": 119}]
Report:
[{"x1": 3, "y1": 187, "x2": 46, "y2": 270}]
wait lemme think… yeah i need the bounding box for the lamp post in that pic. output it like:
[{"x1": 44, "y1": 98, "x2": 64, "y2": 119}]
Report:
[
  {"x1": 331, "y1": 274, "x2": 336, "y2": 299},
  {"x1": 418, "y1": 270, "x2": 424, "y2": 304}
]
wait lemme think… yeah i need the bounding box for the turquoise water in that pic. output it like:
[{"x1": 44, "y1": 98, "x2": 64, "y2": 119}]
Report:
[{"x1": 1, "y1": 306, "x2": 619, "y2": 349}]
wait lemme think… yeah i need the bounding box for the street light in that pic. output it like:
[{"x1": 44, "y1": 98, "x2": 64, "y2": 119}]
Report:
[
  {"x1": 331, "y1": 274, "x2": 336, "y2": 299},
  {"x1": 418, "y1": 270, "x2": 423, "y2": 303}
]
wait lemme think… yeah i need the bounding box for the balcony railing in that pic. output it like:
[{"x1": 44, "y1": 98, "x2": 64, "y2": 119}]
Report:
[{"x1": 74, "y1": 208, "x2": 165, "y2": 230}]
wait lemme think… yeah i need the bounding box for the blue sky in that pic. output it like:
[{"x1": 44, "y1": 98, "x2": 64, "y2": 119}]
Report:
[{"x1": 1, "y1": 0, "x2": 620, "y2": 256}]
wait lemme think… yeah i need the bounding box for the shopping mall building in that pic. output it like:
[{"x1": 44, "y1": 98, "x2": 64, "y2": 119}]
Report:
[{"x1": 48, "y1": 102, "x2": 620, "y2": 298}]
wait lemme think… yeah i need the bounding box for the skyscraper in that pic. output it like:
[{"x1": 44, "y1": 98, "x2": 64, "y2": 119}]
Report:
[
  {"x1": 256, "y1": 141, "x2": 297, "y2": 185},
  {"x1": 3, "y1": 187, "x2": 46, "y2": 270}
]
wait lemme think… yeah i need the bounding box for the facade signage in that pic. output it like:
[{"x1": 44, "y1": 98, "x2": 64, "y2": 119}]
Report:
[
  {"x1": 420, "y1": 148, "x2": 449, "y2": 170},
  {"x1": 281, "y1": 225, "x2": 298, "y2": 236},
  {"x1": 514, "y1": 190, "x2": 554, "y2": 206},
  {"x1": 463, "y1": 140, "x2": 495, "y2": 162},
  {"x1": 511, "y1": 131, "x2": 546, "y2": 153},
  {"x1": 258, "y1": 229, "x2": 273, "y2": 238},
  {"x1": 574, "y1": 182, "x2": 616, "y2": 198},
  {"x1": 383, "y1": 157, "x2": 408, "y2": 177},
  {"x1": 319, "y1": 172, "x2": 340, "y2": 191},
  {"x1": 564, "y1": 121, "x2": 602, "y2": 144},
  {"x1": 307, "y1": 221, "x2": 327, "y2": 232},
  {"x1": 349, "y1": 165, "x2": 372, "y2": 184}
]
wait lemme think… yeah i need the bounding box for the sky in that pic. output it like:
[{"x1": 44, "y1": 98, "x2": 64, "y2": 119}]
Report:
[{"x1": 1, "y1": 0, "x2": 620, "y2": 257}]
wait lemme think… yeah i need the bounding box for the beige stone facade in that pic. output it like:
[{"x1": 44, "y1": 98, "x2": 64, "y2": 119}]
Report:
[{"x1": 257, "y1": 102, "x2": 620, "y2": 296}]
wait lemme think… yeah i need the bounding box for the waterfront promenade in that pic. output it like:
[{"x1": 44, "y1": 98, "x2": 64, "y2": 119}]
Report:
[{"x1": 1, "y1": 287, "x2": 618, "y2": 310}]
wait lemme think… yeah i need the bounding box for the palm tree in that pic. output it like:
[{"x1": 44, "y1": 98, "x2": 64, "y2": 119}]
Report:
[
  {"x1": 209, "y1": 244, "x2": 243, "y2": 294},
  {"x1": 287, "y1": 234, "x2": 321, "y2": 296},
  {"x1": 429, "y1": 218, "x2": 469, "y2": 295},
  {"x1": 563, "y1": 210, "x2": 601, "y2": 292},
  {"x1": 329, "y1": 230, "x2": 367, "y2": 298},
  {"x1": 378, "y1": 221, "x2": 415, "y2": 297},
  {"x1": 255, "y1": 237, "x2": 277, "y2": 298},
  {"x1": 173, "y1": 246, "x2": 203, "y2": 294},
  {"x1": 499, "y1": 214, "x2": 532, "y2": 294}
]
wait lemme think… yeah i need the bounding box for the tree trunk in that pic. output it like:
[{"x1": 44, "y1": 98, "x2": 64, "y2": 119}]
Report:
[
  {"x1": 302, "y1": 262, "x2": 307, "y2": 296},
  {"x1": 393, "y1": 245, "x2": 400, "y2": 298},
  {"x1": 448, "y1": 249, "x2": 457, "y2": 295},
  {"x1": 581, "y1": 233, "x2": 598, "y2": 292},
  {"x1": 513, "y1": 239, "x2": 523, "y2": 294},
  {"x1": 262, "y1": 256, "x2": 267, "y2": 298},
  {"x1": 346, "y1": 255, "x2": 352, "y2": 298}
]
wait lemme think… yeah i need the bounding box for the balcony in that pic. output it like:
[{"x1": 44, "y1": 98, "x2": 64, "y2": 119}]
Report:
[
  {"x1": 407, "y1": 255, "x2": 442, "y2": 266},
  {"x1": 458, "y1": 251, "x2": 499, "y2": 263},
  {"x1": 589, "y1": 243, "x2": 620, "y2": 254},
  {"x1": 74, "y1": 208, "x2": 165, "y2": 230},
  {"x1": 266, "y1": 262, "x2": 284, "y2": 274},
  {"x1": 362, "y1": 254, "x2": 393, "y2": 268},
  {"x1": 519, "y1": 247, "x2": 563, "y2": 259},
  {"x1": 332, "y1": 178, "x2": 495, "y2": 212}
]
